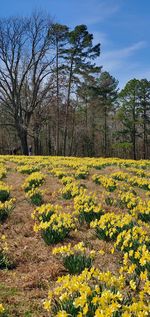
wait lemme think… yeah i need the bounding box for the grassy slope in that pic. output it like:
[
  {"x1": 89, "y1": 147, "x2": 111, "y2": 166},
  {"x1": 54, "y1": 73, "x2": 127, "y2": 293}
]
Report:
[{"x1": 0, "y1": 159, "x2": 149, "y2": 316}]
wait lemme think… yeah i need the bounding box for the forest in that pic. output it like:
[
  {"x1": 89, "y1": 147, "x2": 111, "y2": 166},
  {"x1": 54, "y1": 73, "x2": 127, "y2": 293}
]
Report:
[{"x1": 0, "y1": 12, "x2": 150, "y2": 159}]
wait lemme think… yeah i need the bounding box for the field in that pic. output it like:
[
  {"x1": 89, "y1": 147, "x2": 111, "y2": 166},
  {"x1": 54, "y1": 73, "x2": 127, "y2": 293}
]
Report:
[{"x1": 0, "y1": 155, "x2": 150, "y2": 317}]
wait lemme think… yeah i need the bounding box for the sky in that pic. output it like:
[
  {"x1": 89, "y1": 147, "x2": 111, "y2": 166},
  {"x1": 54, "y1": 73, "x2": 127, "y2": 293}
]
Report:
[{"x1": 0, "y1": 0, "x2": 150, "y2": 89}]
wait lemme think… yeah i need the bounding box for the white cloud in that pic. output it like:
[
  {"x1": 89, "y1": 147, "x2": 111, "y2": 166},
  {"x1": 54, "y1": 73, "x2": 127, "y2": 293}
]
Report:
[
  {"x1": 92, "y1": 31, "x2": 109, "y2": 47},
  {"x1": 68, "y1": 0, "x2": 121, "y2": 26},
  {"x1": 92, "y1": 40, "x2": 149, "y2": 89},
  {"x1": 81, "y1": 0, "x2": 120, "y2": 25},
  {"x1": 99, "y1": 41, "x2": 147, "y2": 73},
  {"x1": 103, "y1": 41, "x2": 146, "y2": 60}
]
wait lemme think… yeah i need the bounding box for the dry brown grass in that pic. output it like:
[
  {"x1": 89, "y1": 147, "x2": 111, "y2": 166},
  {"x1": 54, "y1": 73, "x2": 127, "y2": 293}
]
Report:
[{"x1": 0, "y1": 160, "x2": 148, "y2": 316}]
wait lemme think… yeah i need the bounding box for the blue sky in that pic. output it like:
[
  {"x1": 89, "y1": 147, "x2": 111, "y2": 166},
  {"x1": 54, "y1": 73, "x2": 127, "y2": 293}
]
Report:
[{"x1": 0, "y1": 0, "x2": 150, "y2": 89}]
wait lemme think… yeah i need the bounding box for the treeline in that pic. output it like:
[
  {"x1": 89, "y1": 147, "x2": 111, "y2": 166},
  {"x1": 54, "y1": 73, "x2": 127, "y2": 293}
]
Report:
[{"x1": 0, "y1": 13, "x2": 149, "y2": 159}]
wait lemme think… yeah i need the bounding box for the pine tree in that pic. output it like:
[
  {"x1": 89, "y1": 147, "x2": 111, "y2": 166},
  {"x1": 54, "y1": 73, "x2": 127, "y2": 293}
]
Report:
[
  {"x1": 118, "y1": 79, "x2": 141, "y2": 159},
  {"x1": 60, "y1": 24, "x2": 100, "y2": 155}
]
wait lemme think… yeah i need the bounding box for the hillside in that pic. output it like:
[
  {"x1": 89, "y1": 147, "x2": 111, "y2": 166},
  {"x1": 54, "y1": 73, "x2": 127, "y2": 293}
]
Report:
[{"x1": 0, "y1": 156, "x2": 150, "y2": 317}]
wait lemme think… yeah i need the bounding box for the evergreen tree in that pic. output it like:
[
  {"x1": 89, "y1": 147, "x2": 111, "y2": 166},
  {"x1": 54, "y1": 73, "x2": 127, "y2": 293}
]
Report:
[
  {"x1": 87, "y1": 71, "x2": 118, "y2": 156},
  {"x1": 118, "y1": 79, "x2": 141, "y2": 159},
  {"x1": 49, "y1": 24, "x2": 69, "y2": 155},
  {"x1": 138, "y1": 79, "x2": 150, "y2": 159},
  {"x1": 60, "y1": 24, "x2": 100, "y2": 155}
]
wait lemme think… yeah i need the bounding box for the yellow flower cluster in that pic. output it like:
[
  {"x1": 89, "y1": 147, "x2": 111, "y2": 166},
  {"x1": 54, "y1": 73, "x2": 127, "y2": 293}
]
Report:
[
  {"x1": 114, "y1": 226, "x2": 149, "y2": 253},
  {"x1": 0, "y1": 182, "x2": 11, "y2": 201},
  {"x1": 0, "y1": 181, "x2": 15, "y2": 221},
  {"x1": 17, "y1": 164, "x2": 40, "y2": 174},
  {"x1": 127, "y1": 167, "x2": 150, "y2": 178},
  {"x1": 0, "y1": 234, "x2": 9, "y2": 269},
  {"x1": 91, "y1": 212, "x2": 133, "y2": 241},
  {"x1": 128, "y1": 175, "x2": 150, "y2": 190},
  {"x1": 0, "y1": 199, "x2": 15, "y2": 213},
  {"x1": 111, "y1": 188, "x2": 150, "y2": 222},
  {"x1": 122, "y1": 300, "x2": 150, "y2": 317},
  {"x1": 25, "y1": 187, "x2": 44, "y2": 206},
  {"x1": 74, "y1": 189, "x2": 103, "y2": 223},
  {"x1": 132, "y1": 200, "x2": 150, "y2": 222},
  {"x1": 22, "y1": 172, "x2": 45, "y2": 192},
  {"x1": 114, "y1": 225, "x2": 150, "y2": 282},
  {"x1": 0, "y1": 303, "x2": 5, "y2": 314},
  {"x1": 52, "y1": 242, "x2": 96, "y2": 274},
  {"x1": 117, "y1": 159, "x2": 149, "y2": 170},
  {"x1": 75, "y1": 166, "x2": 89, "y2": 179},
  {"x1": 60, "y1": 181, "x2": 81, "y2": 199},
  {"x1": 0, "y1": 234, "x2": 8, "y2": 252},
  {"x1": 0, "y1": 165, "x2": 7, "y2": 180},
  {"x1": 51, "y1": 168, "x2": 68, "y2": 179},
  {"x1": 111, "y1": 171, "x2": 129, "y2": 181},
  {"x1": 61, "y1": 176, "x2": 75, "y2": 185},
  {"x1": 43, "y1": 267, "x2": 126, "y2": 316},
  {"x1": 32, "y1": 203, "x2": 76, "y2": 244},
  {"x1": 92, "y1": 175, "x2": 117, "y2": 192},
  {"x1": 116, "y1": 190, "x2": 140, "y2": 210},
  {"x1": 32, "y1": 203, "x2": 61, "y2": 222},
  {"x1": 52, "y1": 241, "x2": 95, "y2": 258},
  {"x1": 111, "y1": 171, "x2": 150, "y2": 190},
  {"x1": 25, "y1": 187, "x2": 44, "y2": 199},
  {"x1": 0, "y1": 234, "x2": 8, "y2": 251},
  {"x1": 120, "y1": 244, "x2": 150, "y2": 278},
  {"x1": 33, "y1": 212, "x2": 75, "y2": 233}
]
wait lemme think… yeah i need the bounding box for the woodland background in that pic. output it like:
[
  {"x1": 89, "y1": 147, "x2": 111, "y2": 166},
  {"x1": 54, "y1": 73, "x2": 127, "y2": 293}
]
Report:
[{"x1": 0, "y1": 13, "x2": 149, "y2": 159}]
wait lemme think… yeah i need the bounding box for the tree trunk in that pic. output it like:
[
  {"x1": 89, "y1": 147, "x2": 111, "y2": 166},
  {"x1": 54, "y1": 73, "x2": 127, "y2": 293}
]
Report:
[
  {"x1": 63, "y1": 56, "x2": 73, "y2": 156},
  {"x1": 34, "y1": 132, "x2": 40, "y2": 155},
  {"x1": 132, "y1": 131, "x2": 136, "y2": 160},
  {"x1": 56, "y1": 39, "x2": 60, "y2": 155},
  {"x1": 18, "y1": 127, "x2": 28, "y2": 155},
  {"x1": 69, "y1": 109, "x2": 76, "y2": 156},
  {"x1": 48, "y1": 124, "x2": 51, "y2": 155},
  {"x1": 132, "y1": 102, "x2": 136, "y2": 160},
  {"x1": 143, "y1": 100, "x2": 147, "y2": 159},
  {"x1": 104, "y1": 105, "x2": 107, "y2": 157}
]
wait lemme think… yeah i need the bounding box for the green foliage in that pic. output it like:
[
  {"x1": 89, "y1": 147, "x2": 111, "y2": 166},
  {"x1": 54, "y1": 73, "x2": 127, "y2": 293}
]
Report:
[
  {"x1": 0, "y1": 253, "x2": 14, "y2": 270},
  {"x1": 0, "y1": 312, "x2": 8, "y2": 317},
  {"x1": 30, "y1": 193, "x2": 43, "y2": 206},
  {"x1": 22, "y1": 172, "x2": 45, "y2": 192},
  {"x1": 35, "y1": 212, "x2": 76, "y2": 245},
  {"x1": 42, "y1": 227, "x2": 70, "y2": 245},
  {"x1": 0, "y1": 191, "x2": 9, "y2": 203},
  {"x1": 112, "y1": 142, "x2": 132, "y2": 150},
  {"x1": 117, "y1": 78, "x2": 150, "y2": 159},
  {"x1": 63, "y1": 253, "x2": 92, "y2": 274},
  {"x1": 52, "y1": 298, "x2": 79, "y2": 317},
  {"x1": 138, "y1": 212, "x2": 150, "y2": 223},
  {"x1": 0, "y1": 199, "x2": 15, "y2": 223},
  {"x1": 74, "y1": 189, "x2": 104, "y2": 224},
  {"x1": 24, "y1": 311, "x2": 33, "y2": 317}
]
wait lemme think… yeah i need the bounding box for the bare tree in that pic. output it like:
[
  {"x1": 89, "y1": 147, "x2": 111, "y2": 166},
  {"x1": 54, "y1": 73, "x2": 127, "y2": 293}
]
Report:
[{"x1": 0, "y1": 12, "x2": 54, "y2": 154}]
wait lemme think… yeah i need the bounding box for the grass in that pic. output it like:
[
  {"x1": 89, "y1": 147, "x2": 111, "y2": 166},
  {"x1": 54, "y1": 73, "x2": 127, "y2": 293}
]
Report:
[{"x1": 0, "y1": 156, "x2": 149, "y2": 316}]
